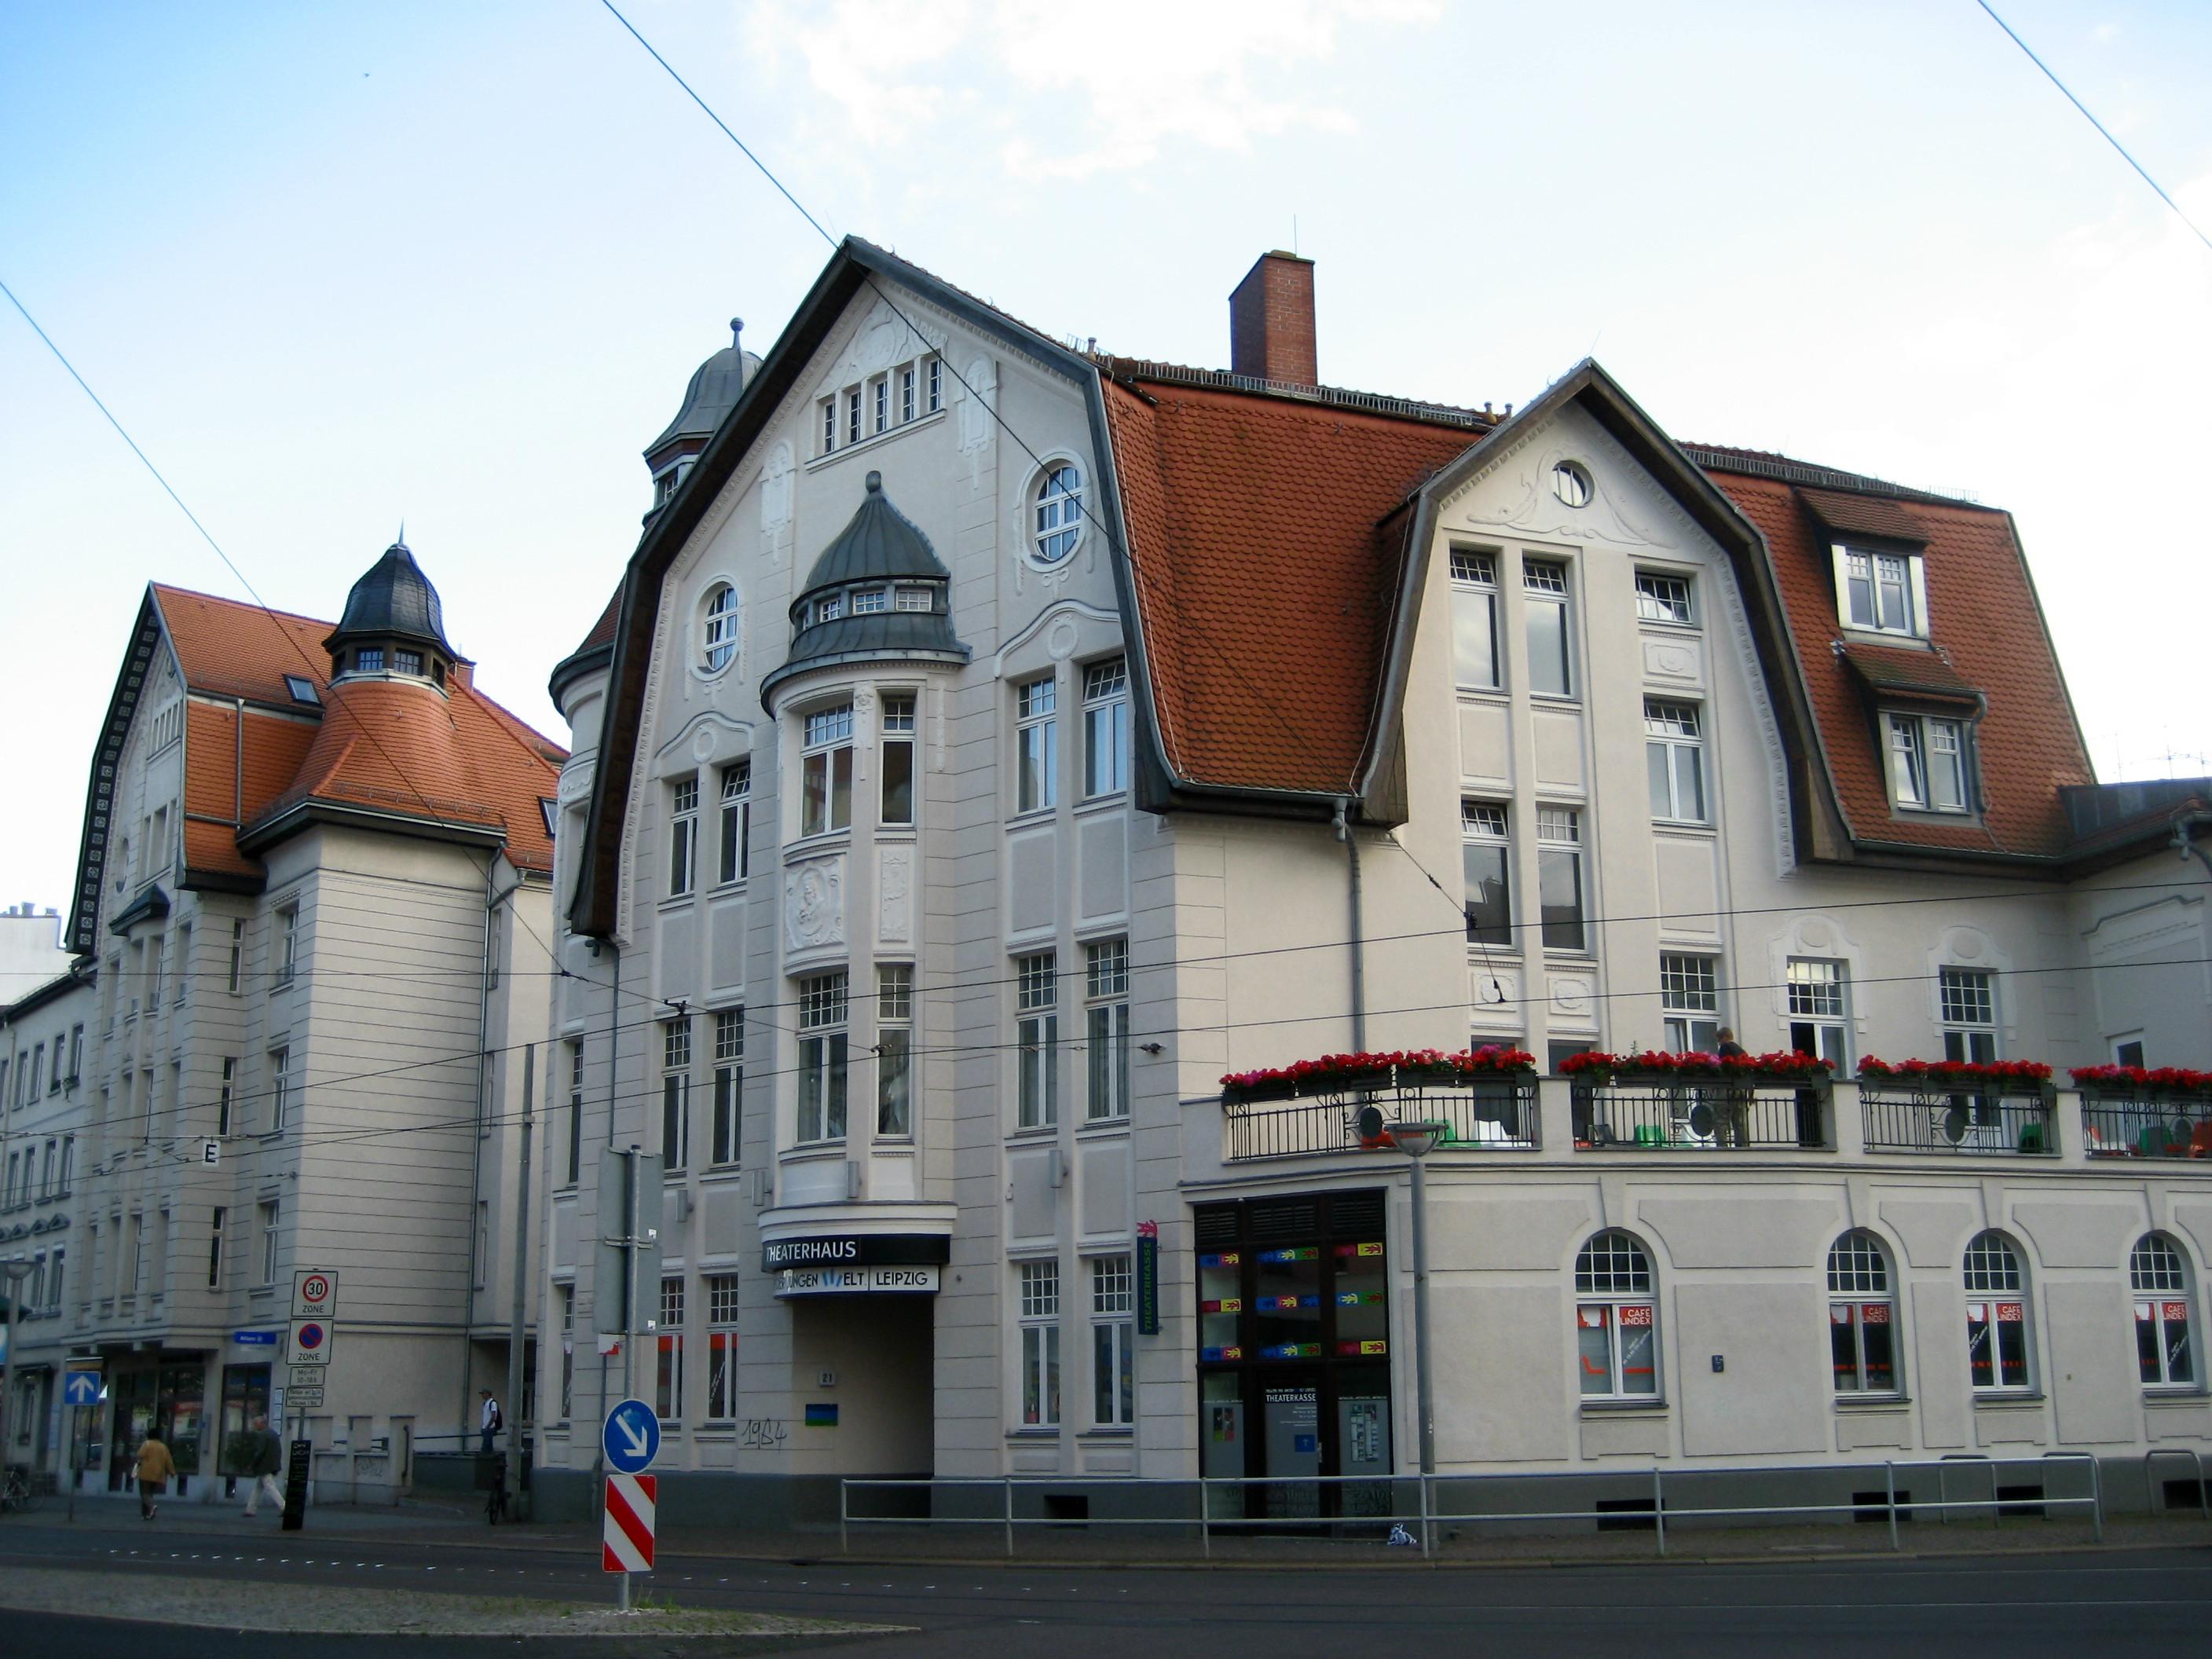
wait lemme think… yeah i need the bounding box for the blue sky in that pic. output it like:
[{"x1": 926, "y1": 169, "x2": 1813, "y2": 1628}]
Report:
[{"x1": 3, "y1": 1, "x2": 2209, "y2": 916}]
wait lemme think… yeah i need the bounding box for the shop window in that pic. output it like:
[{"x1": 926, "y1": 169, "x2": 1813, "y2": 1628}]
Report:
[
  {"x1": 1828, "y1": 1231, "x2": 1899, "y2": 1393},
  {"x1": 2131, "y1": 1234, "x2": 2196, "y2": 1389},
  {"x1": 1576, "y1": 1231, "x2": 1658, "y2": 1400},
  {"x1": 1963, "y1": 1231, "x2": 2034, "y2": 1393}
]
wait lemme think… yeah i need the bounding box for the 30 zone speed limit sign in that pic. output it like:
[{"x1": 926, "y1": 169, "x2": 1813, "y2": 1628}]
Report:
[{"x1": 293, "y1": 1269, "x2": 338, "y2": 1319}]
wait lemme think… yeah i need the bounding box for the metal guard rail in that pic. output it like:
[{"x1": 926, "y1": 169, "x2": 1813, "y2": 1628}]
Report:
[{"x1": 841, "y1": 1453, "x2": 2104, "y2": 1558}]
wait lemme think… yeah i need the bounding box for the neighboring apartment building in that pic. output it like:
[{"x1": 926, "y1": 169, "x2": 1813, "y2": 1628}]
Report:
[
  {"x1": 533, "y1": 239, "x2": 2211, "y2": 1524},
  {"x1": 0, "y1": 903, "x2": 71, "y2": 1008},
  {"x1": 23, "y1": 543, "x2": 563, "y2": 1503},
  {"x1": 2, "y1": 962, "x2": 96, "y2": 1470}
]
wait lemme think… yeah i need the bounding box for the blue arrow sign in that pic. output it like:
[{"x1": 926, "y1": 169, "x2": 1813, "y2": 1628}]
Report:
[
  {"x1": 62, "y1": 1370, "x2": 101, "y2": 1407},
  {"x1": 602, "y1": 1397, "x2": 661, "y2": 1475}
]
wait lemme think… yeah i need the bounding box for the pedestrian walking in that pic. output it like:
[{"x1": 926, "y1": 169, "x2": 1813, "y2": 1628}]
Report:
[
  {"x1": 135, "y1": 1431, "x2": 175, "y2": 1521},
  {"x1": 478, "y1": 1389, "x2": 503, "y2": 1456},
  {"x1": 241, "y1": 1414, "x2": 285, "y2": 1518}
]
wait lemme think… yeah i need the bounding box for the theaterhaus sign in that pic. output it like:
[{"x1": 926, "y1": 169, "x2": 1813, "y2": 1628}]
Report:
[{"x1": 761, "y1": 1232, "x2": 951, "y2": 1288}]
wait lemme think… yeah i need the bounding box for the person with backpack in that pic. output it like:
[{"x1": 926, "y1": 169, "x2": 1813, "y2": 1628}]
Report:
[
  {"x1": 478, "y1": 1390, "x2": 503, "y2": 1455},
  {"x1": 135, "y1": 1430, "x2": 175, "y2": 1521}
]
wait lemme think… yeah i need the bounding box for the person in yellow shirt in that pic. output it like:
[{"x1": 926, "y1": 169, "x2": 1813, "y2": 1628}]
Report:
[{"x1": 134, "y1": 1431, "x2": 176, "y2": 1521}]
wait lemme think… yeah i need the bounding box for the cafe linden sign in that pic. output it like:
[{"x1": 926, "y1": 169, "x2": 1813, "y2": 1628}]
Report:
[{"x1": 764, "y1": 1232, "x2": 950, "y2": 1298}]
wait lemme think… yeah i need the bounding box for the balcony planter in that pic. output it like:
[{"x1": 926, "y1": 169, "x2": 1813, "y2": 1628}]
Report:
[
  {"x1": 1219, "y1": 1046, "x2": 1536, "y2": 1106},
  {"x1": 1559, "y1": 1049, "x2": 1835, "y2": 1086},
  {"x1": 1856, "y1": 1057, "x2": 2054, "y2": 1090}
]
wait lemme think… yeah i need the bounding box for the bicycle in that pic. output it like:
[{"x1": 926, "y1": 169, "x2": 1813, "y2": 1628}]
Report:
[{"x1": 1, "y1": 1465, "x2": 41, "y2": 1514}]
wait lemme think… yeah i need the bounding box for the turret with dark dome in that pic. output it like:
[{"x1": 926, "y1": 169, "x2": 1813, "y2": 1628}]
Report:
[
  {"x1": 324, "y1": 537, "x2": 460, "y2": 688},
  {"x1": 760, "y1": 471, "x2": 969, "y2": 706},
  {"x1": 645, "y1": 319, "x2": 763, "y2": 511}
]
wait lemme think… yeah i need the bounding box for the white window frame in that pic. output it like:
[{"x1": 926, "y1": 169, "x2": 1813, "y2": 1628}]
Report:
[
  {"x1": 1448, "y1": 548, "x2": 1500, "y2": 691},
  {"x1": 1828, "y1": 1231, "x2": 1901, "y2": 1395},
  {"x1": 705, "y1": 1273, "x2": 740, "y2": 1419},
  {"x1": 1536, "y1": 807, "x2": 1585, "y2": 952},
  {"x1": 656, "y1": 1276, "x2": 685, "y2": 1423},
  {"x1": 1018, "y1": 1258, "x2": 1061, "y2": 1427},
  {"x1": 1082, "y1": 657, "x2": 1130, "y2": 798},
  {"x1": 2130, "y1": 1234, "x2": 2196, "y2": 1390},
  {"x1": 661, "y1": 1018, "x2": 691, "y2": 1171},
  {"x1": 1575, "y1": 1231, "x2": 1659, "y2": 1400},
  {"x1": 269, "y1": 1046, "x2": 291, "y2": 1133},
  {"x1": 712, "y1": 1009, "x2": 742, "y2": 1167},
  {"x1": 799, "y1": 703, "x2": 855, "y2": 838},
  {"x1": 717, "y1": 762, "x2": 750, "y2": 885},
  {"x1": 259, "y1": 1198, "x2": 280, "y2": 1285},
  {"x1": 1658, "y1": 954, "x2": 1720, "y2": 1053},
  {"x1": 899, "y1": 364, "x2": 917, "y2": 423},
  {"x1": 797, "y1": 972, "x2": 849, "y2": 1144},
  {"x1": 1939, "y1": 968, "x2": 1997, "y2": 1064},
  {"x1": 1635, "y1": 569, "x2": 1695, "y2": 626},
  {"x1": 1032, "y1": 462, "x2": 1083, "y2": 565},
  {"x1": 1887, "y1": 712, "x2": 1969, "y2": 813},
  {"x1": 881, "y1": 694, "x2": 917, "y2": 827},
  {"x1": 926, "y1": 357, "x2": 943, "y2": 413},
  {"x1": 1083, "y1": 939, "x2": 1130, "y2": 1124},
  {"x1": 1964, "y1": 1231, "x2": 2034, "y2": 1393},
  {"x1": 1644, "y1": 699, "x2": 1708, "y2": 824},
  {"x1": 871, "y1": 374, "x2": 888, "y2": 434},
  {"x1": 819, "y1": 397, "x2": 836, "y2": 455},
  {"x1": 1786, "y1": 958, "x2": 1850, "y2": 1070},
  {"x1": 701, "y1": 582, "x2": 738, "y2": 674},
  {"x1": 1522, "y1": 558, "x2": 1573, "y2": 698},
  {"x1": 668, "y1": 777, "x2": 699, "y2": 896},
  {"x1": 1833, "y1": 544, "x2": 1927, "y2": 639},
  {"x1": 276, "y1": 906, "x2": 298, "y2": 987},
  {"x1": 876, "y1": 965, "x2": 913, "y2": 1137},
  {"x1": 1460, "y1": 800, "x2": 1511, "y2": 947},
  {"x1": 1016, "y1": 952, "x2": 1059, "y2": 1130},
  {"x1": 1016, "y1": 676, "x2": 1058, "y2": 814},
  {"x1": 846, "y1": 386, "x2": 862, "y2": 446},
  {"x1": 1090, "y1": 1254, "x2": 1135, "y2": 1427}
]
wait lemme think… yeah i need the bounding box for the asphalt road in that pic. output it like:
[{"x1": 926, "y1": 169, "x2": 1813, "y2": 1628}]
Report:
[{"x1": 2, "y1": 1514, "x2": 2208, "y2": 1657}]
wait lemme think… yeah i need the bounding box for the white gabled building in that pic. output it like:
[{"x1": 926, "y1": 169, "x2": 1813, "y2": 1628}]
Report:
[{"x1": 535, "y1": 240, "x2": 2212, "y2": 1527}]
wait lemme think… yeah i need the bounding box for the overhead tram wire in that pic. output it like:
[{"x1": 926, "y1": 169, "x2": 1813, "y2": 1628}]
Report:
[{"x1": 1976, "y1": 1, "x2": 2212, "y2": 256}]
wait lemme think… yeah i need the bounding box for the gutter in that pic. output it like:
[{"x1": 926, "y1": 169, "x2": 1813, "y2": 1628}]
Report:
[{"x1": 1334, "y1": 798, "x2": 1366, "y2": 1051}]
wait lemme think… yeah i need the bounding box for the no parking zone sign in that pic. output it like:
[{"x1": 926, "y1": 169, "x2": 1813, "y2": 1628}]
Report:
[{"x1": 602, "y1": 1473, "x2": 657, "y2": 1573}]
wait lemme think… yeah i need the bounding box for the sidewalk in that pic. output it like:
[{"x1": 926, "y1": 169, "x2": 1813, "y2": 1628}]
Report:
[{"x1": 24, "y1": 1485, "x2": 2212, "y2": 1570}]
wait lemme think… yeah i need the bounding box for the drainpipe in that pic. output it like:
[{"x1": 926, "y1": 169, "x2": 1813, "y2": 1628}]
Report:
[
  {"x1": 1334, "y1": 798, "x2": 1367, "y2": 1052},
  {"x1": 458, "y1": 854, "x2": 522, "y2": 1452}
]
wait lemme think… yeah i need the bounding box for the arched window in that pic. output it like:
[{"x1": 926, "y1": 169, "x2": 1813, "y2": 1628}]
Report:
[
  {"x1": 1827, "y1": 1231, "x2": 1899, "y2": 1394},
  {"x1": 1575, "y1": 1231, "x2": 1657, "y2": 1399},
  {"x1": 2130, "y1": 1234, "x2": 2196, "y2": 1388},
  {"x1": 1962, "y1": 1231, "x2": 2033, "y2": 1393},
  {"x1": 1033, "y1": 463, "x2": 1082, "y2": 564},
  {"x1": 701, "y1": 583, "x2": 738, "y2": 673}
]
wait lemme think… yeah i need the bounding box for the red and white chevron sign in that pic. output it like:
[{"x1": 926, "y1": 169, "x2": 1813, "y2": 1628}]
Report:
[{"x1": 602, "y1": 1473, "x2": 657, "y2": 1573}]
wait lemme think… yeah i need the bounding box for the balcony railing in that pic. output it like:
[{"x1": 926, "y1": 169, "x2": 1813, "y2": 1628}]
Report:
[
  {"x1": 2080, "y1": 1093, "x2": 2212, "y2": 1160},
  {"x1": 1860, "y1": 1087, "x2": 2056, "y2": 1155},
  {"x1": 1223, "y1": 1079, "x2": 1538, "y2": 1161},
  {"x1": 1572, "y1": 1079, "x2": 1832, "y2": 1152}
]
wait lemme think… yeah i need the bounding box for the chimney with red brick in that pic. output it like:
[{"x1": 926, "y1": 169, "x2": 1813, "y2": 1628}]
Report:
[{"x1": 1229, "y1": 251, "x2": 1317, "y2": 387}]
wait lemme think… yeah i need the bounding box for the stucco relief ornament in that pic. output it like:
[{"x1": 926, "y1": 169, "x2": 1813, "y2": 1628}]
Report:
[
  {"x1": 880, "y1": 845, "x2": 911, "y2": 943},
  {"x1": 1484, "y1": 446, "x2": 1672, "y2": 548},
  {"x1": 761, "y1": 442, "x2": 794, "y2": 533},
  {"x1": 784, "y1": 859, "x2": 845, "y2": 952}
]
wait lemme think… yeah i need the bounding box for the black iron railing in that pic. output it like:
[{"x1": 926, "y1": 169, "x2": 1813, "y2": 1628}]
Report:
[
  {"x1": 1860, "y1": 1088, "x2": 2056, "y2": 1155},
  {"x1": 1573, "y1": 1079, "x2": 1832, "y2": 1152},
  {"x1": 2080, "y1": 1094, "x2": 2212, "y2": 1160},
  {"x1": 1222, "y1": 1080, "x2": 1538, "y2": 1160}
]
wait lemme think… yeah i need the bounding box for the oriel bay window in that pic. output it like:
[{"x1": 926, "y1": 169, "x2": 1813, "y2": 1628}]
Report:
[
  {"x1": 1576, "y1": 1231, "x2": 1658, "y2": 1399},
  {"x1": 1963, "y1": 1231, "x2": 2033, "y2": 1392},
  {"x1": 1448, "y1": 549, "x2": 1500, "y2": 690},
  {"x1": 1828, "y1": 1232, "x2": 1899, "y2": 1393},
  {"x1": 2130, "y1": 1234, "x2": 2196, "y2": 1388},
  {"x1": 1460, "y1": 801, "x2": 1511, "y2": 947},
  {"x1": 797, "y1": 972, "x2": 849, "y2": 1144},
  {"x1": 800, "y1": 705, "x2": 854, "y2": 837}
]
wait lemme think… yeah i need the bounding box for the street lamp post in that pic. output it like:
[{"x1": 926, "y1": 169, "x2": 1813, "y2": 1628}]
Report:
[{"x1": 1387, "y1": 1121, "x2": 1444, "y2": 1485}]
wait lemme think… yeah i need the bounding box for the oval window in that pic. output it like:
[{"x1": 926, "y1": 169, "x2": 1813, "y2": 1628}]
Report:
[
  {"x1": 1552, "y1": 460, "x2": 1594, "y2": 508},
  {"x1": 701, "y1": 583, "x2": 738, "y2": 673},
  {"x1": 1034, "y1": 463, "x2": 1083, "y2": 564}
]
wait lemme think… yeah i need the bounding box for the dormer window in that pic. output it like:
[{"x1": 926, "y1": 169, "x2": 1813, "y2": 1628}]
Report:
[
  {"x1": 394, "y1": 649, "x2": 423, "y2": 677},
  {"x1": 851, "y1": 587, "x2": 888, "y2": 614},
  {"x1": 817, "y1": 594, "x2": 844, "y2": 624},
  {"x1": 284, "y1": 676, "x2": 320, "y2": 705},
  {"x1": 1887, "y1": 712, "x2": 1971, "y2": 813},
  {"x1": 895, "y1": 585, "x2": 933, "y2": 613},
  {"x1": 355, "y1": 647, "x2": 384, "y2": 672},
  {"x1": 1836, "y1": 546, "x2": 1926, "y2": 638}
]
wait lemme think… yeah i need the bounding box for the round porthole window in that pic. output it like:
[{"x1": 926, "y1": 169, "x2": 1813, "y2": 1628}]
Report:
[
  {"x1": 1032, "y1": 462, "x2": 1083, "y2": 565},
  {"x1": 1552, "y1": 460, "x2": 1594, "y2": 508},
  {"x1": 700, "y1": 581, "x2": 739, "y2": 674}
]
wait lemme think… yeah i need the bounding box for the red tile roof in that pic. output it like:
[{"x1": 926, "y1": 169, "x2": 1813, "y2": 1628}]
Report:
[
  {"x1": 154, "y1": 585, "x2": 564, "y2": 876},
  {"x1": 1102, "y1": 374, "x2": 1483, "y2": 795},
  {"x1": 1701, "y1": 471, "x2": 2092, "y2": 857},
  {"x1": 1837, "y1": 640, "x2": 1983, "y2": 706}
]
